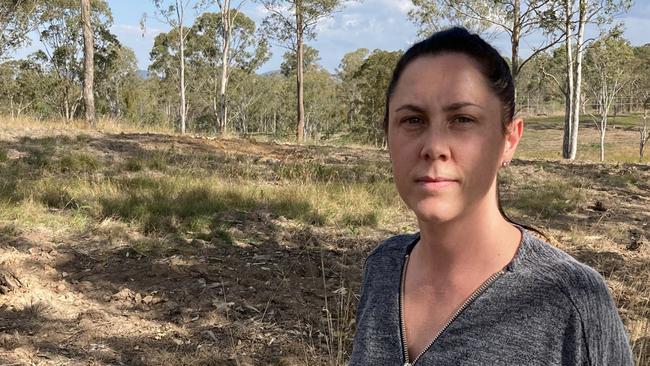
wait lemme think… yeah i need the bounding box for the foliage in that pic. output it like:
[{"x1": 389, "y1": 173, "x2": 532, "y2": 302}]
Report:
[
  {"x1": 0, "y1": 0, "x2": 43, "y2": 59},
  {"x1": 280, "y1": 44, "x2": 320, "y2": 77},
  {"x1": 584, "y1": 31, "x2": 636, "y2": 161},
  {"x1": 353, "y1": 49, "x2": 402, "y2": 146},
  {"x1": 408, "y1": 0, "x2": 566, "y2": 80}
]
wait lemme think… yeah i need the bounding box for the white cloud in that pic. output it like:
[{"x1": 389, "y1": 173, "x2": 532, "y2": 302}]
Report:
[{"x1": 375, "y1": 0, "x2": 414, "y2": 14}]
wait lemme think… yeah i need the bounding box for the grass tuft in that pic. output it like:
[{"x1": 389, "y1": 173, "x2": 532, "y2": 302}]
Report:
[
  {"x1": 58, "y1": 153, "x2": 99, "y2": 174},
  {"x1": 509, "y1": 179, "x2": 586, "y2": 219}
]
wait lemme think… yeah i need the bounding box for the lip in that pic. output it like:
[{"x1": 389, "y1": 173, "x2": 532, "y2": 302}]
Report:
[{"x1": 414, "y1": 176, "x2": 458, "y2": 189}]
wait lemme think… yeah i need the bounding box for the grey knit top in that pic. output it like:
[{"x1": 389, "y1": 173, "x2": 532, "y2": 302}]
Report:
[{"x1": 349, "y1": 230, "x2": 633, "y2": 365}]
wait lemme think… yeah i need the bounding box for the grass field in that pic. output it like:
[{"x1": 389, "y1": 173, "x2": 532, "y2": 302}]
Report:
[{"x1": 0, "y1": 115, "x2": 648, "y2": 365}]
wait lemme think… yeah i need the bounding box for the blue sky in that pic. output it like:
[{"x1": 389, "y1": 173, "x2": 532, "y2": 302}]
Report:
[{"x1": 11, "y1": 0, "x2": 650, "y2": 74}]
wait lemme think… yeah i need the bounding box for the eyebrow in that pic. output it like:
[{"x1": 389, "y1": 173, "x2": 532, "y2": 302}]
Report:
[
  {"x1": 443, "y1": 101, "x2": 484, "y2": 111},
  {"x1": 394, "y1": 101, "x2": 483, "y2": 113}
]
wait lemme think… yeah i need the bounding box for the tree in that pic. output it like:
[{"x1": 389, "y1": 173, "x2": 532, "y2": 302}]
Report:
[
  {"x1": 191, "y1": 8, "x2": 269, "y2": 132},
  {"x1": 353, "y1": 49, "x2": 402, "y2": 146},
  {"x1": 81, "y1": 0, "x2": 95, "y2": 126},
  {"x1": 258, "y1": 0, "x2": 346, "y2": 143},
  {"x1": 199, "y1": 0, "x2": 268, "y2": 133},
  {"x1": 640, "y1": 109, "x2": 650, "y2": 162},
  {"x1": 517, "y1": 51, "x2": 563, "y2": 114},
  {"x1": 36, "y1": 0, "x2": 115, "y2": 121},
  {"x1": 557, "y1": 0, "x2": 632, "y2": 160},
  {"x1": 336, "y1": 47, "x2": 369, "y2": 128},
  {"x1": 147, "y1": 0, "x2": 198, "y2": 134},
  {"x1": 280, "y1": 44, "x2": 319, "y2": 77},
  {"x1": 0, "y1": 0, "x2": 43, "y2": 59},
  {"x1": 633, "y1": 45, "x2": 650, "y2": 161},
  {"x1": 408, "y1": 0, "x2": 566, "y2": 90},
  {"x1": 584, "y1": 32, "x2": 635, "y2": 162},
  {"x1": 0, "y1": 60, "x2": 40, "y2": 117}
]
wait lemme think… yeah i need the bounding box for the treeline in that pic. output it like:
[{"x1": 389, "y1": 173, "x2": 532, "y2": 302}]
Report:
[{"x1": 0, "y1": 0, "x2": 649, "y2": 156}]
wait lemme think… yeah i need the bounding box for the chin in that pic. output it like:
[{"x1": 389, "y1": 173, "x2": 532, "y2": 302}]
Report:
[{"x1": 410, "y1": 199, "x2": 461, "y2": 224}]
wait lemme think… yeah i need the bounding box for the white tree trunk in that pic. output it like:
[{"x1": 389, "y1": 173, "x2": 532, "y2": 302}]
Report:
[
  {"x1": 218, "y1": 0, "x2": 231, "y2": 134},
  {"x1": 81, "y1": 0, "x2": 95, "y2": 127},
  {"x1": 295, "y1": 0, "x2": 305, "y2": 143},
  {"x1": 177, "y1": 0, "x2": 187, "y2": 134},
  {"x1": 569, "y1": 0, "x2": 586, "y2": 160},
  {"x1": 562, "y1": 0, "x2": 574, "y2": 159}
]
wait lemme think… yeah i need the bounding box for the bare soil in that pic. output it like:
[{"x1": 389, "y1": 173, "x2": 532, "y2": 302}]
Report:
[{"x1": 0, "y1": 123, "x2": 648, "y2": 365}]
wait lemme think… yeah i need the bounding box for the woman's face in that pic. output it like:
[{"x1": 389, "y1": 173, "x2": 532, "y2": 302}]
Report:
[{"x1": 387, "y1": 52, "x2": 522, "y2": 224}]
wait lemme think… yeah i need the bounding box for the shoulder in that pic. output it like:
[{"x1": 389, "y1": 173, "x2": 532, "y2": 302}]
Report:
[
  {"x1": 516, "y1": 232, "x2": 610, "y2": 303},
  {"x1": 516, "y1": 231, "x2": 632, "y2": 364},
  {"x1": 365, "y1": 233, "x2": 418, "y2": 262}
]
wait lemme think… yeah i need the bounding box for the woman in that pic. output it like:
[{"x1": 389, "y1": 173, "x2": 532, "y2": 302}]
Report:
[{"x1": 349, "y1": 27, "x2": 633, "y2": 365}]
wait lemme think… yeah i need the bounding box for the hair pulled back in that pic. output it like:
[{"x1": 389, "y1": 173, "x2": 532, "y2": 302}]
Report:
[{"x1": 383, "y1": 27, "x2": 515, "y2": 134}]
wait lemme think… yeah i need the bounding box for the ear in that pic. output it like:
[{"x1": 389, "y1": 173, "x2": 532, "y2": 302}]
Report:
[{"x1": 503, "y1": 117, "x2": 523, "y2": 163}]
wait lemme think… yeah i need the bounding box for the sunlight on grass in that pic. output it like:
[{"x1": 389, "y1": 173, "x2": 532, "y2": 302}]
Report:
[{"x1": 507, "y1": 179, "x2": 586, "y2": 219}]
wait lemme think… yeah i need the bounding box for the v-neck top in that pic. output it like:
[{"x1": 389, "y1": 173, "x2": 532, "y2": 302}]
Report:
[{"x1": 349, "y1": 230, "x2": 633, "y2": 365}]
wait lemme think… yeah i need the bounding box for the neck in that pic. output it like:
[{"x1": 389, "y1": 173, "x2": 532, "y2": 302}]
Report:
[{"x1": 414, "y1": 195, "x2": 521, "y2": 279}]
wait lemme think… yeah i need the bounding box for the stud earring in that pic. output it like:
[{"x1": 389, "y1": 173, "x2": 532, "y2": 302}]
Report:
[{"x1": 501, "y1": 160, "x2": 511, "y2": 168}]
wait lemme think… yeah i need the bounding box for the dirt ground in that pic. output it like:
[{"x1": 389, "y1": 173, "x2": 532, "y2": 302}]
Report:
[{"x1": 0, "y1": 123, "x2": 648, "y2": 365}]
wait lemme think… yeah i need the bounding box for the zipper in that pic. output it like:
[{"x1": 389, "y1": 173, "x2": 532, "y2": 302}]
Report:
[
  {"x1": 399, "y1": 254, "x2": 505, "y2": 366},
  {"x1": 400, "y1": 255, "x2": 411, "y2": 366}
]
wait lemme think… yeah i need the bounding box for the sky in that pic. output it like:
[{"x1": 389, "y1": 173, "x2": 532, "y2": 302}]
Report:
[{"x1": 11, "y1": 0, "x2": 650, "y2": 74}]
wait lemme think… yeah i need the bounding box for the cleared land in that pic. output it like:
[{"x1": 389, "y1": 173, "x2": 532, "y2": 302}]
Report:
[{"x1": 0, "y1": 117, "x2": 648, "y2": 365}]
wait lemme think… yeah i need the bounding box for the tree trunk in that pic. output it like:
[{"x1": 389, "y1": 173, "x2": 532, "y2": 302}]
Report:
[
  {"x1": 640, "y1": 109, "x2": 648, "y2": 162},
  {"x1": 273, "y1": 110, "x2": 277, "y2": 134},
  {"x1": 511, "y1": 0, "x2": 521, "y2": 102},
  {"x1": 569, "y1": 0, "x2": 586, "y2": 160},
  {"x1": 81, "y1": 0, "x2": 95, "y2": 127},
  {"x1": 64, "y1": 91, "x2": 71, "y2": 121},
  {"x1": 562, "y1": 0, "x2": 574, "y2": 159},
  {"x1": 218, "y1": 0, "x2": 232, "y2": 134},
  {"x1": 177, "y1": 0, "x2": 187, "y2": 134},
  {"x1": 295, "y1": 0, "x2": 305, "y2": 143},
  {"x1": 600, "y1": 122, "x2": 605, "y2": 162}
]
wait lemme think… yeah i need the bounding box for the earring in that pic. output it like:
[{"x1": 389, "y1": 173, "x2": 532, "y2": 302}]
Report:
[{"x1": 501, "y1": 160, "x2": 511, "y2": 168}]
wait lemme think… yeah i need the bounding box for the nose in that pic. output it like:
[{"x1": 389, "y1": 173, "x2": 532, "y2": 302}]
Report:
[{"x1": 419, "y1": 126, "x2": 450, "y2": 162}]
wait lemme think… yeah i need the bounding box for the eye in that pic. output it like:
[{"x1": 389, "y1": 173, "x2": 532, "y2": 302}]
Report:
[
  {"x1": 452, "y1": 115, "x2": 476, "y2": 124},
  {"x1": 401, "y1": 116, "x2": 424, "y2": 126}
]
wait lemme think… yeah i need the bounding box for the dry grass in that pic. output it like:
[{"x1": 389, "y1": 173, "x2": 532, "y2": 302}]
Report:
[{"x1": 0, "y1": 116, "x2": 648, "y2": 365}]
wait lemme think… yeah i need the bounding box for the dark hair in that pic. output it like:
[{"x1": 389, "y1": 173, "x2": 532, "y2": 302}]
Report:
[
  {"x1": 383, "y1": 27, "x2": 515, "y2": 134},
  {"x1": 384, "y1": 27, "x2": 550, "y2": 241}
]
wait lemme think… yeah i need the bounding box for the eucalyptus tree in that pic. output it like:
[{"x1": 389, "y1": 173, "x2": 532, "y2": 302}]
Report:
[
  {"x1": 36, "y1": 0, "x2": 115, "y2": 121},
  {"x1": 554, "y1": 0, "x2": 632, "y2": 160},
  {"x1": 0, "y1": 59, "x2": 44, "y2": 117},
  {"x1": 0, "y1": 0, "x2": 43, "y2": 60},
  {"x1": 517, "y1": 51, "x2": 563, "y2": 114},
  {"x1": 95, "y1": 45, "x2": 139, "y2": 118},
  {"x1": 632, "y1": 45, "x2": 650, "y2": 161},
  {"x1": 257, "y1": 0, "x2": 346, "y2": 143},
  {"x1": 584, "y1": 31, "x2": 635, "y2": 162},
  {"x1": 81, "y1": 0, "x2": 95, "y2": 126},
  {"x1": 408, "y1": 0, "x2": 566, "y2": 89},
  {"x1": 353, "y1": 49, "x2": 402, "y2": 146},
  {"x1": 190, "y1": 9, "x2": 269, "y2": 132},
  {"x1": 336, "y1": 48, "x2": 369, "y2": 128},
  {"x1": 281, "y1": 49, "x2": 340, "y2": 139},
  {"x1": 146, "y1": 0, "x2": 199, "y2": 134},
  {"x1": 279, "y1": 44, "x2": 319, "y2": 77},
  {"x1": 197, "y1": 0, "x2": 268, "y2": 133}
]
